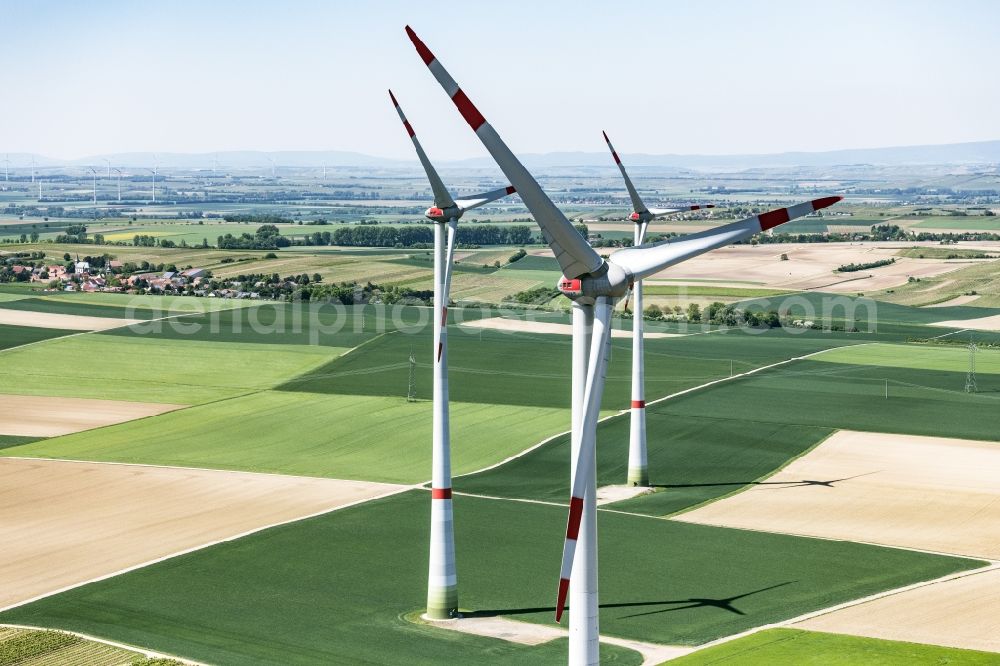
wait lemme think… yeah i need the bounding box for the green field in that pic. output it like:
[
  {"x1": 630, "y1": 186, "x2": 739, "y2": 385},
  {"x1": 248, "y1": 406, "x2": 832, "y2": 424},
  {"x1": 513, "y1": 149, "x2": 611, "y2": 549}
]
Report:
[
  {"x1": 0, "y1": 491, "x2": 979, "y2": 663},
  {"x1": 670, "y1": 628, "x2": 1000, "y2": 665},
  {"x1": 0, "y1": 435, "x2": 40, "y2": 449},
  {"x1": 0, "y1": 323, "x2": 74, "y2": 350},
  {"x1": 912, "y1": 216, "x2": 1000, "y2": 231},
  {"x1": 0, "y1": 297, "x2": 166, "y2": 319},
  {"x1": 3, "y1": 391, "x2": 571, "y2": 484},
  {"x1": 657, "y1": 358, "x2": 999, "y2": 442},
  {"x1": 281, "y1": 325, "x2": 865, "y2": 409},
  {"x1": 740, "y1": 291, "x2": 1000, "y2": 327},
  {"x1": 0, "y1": 334, "x2": 343, "y2": 404},
  {"x1": 815, "y1": 342, "x2": 1000, "y2": 374},
  {"x1": 897, "y1": 246, "x2": 998, "y2": 260},
  {"x1": 458, "y1": 412, "x2": 833, "y2": 515}
]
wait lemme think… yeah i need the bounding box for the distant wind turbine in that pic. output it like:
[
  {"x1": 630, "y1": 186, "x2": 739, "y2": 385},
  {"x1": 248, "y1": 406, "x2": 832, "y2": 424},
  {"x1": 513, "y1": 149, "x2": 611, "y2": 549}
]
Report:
[
  {"x1": 104, "y1": 158, "x2": 112, "y2": 179},
  {"x1": 30, "y1": 157, "x2": 35, "y2": 184},
  {"x1": 265, "y1": 155, "x2": 276, "y2": 178},
  {"x1": 148, "y1": 161, "x2": 158, "y2": 204},
  {"x1": 88, "y1": 167, "x2": 98, "y2": 203},
  {"x1": 113, "y1": 168, "x2": 123, "y2": 202},
  {"x1": 2, "y1": 154, "x2": 8, "y2": 181}
]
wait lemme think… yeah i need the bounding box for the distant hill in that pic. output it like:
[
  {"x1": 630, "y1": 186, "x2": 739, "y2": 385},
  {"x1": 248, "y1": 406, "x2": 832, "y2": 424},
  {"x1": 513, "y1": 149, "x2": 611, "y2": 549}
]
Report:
[
  {"x1": 8, "y1": 140, "x2": 1000, "y2": 172},
  {"x1": 452, "y1": 140, "x2": 1000, "y2": 170}
]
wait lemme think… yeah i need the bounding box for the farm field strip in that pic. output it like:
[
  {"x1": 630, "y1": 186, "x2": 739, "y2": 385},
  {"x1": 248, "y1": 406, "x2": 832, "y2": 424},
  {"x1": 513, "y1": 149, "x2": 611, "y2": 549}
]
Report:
[
  {"x1": 812, "y1": 341, "x2": 1000, "y2": 374},
  {"x1": 0, "y1": 457, "x2": 408, "y2": 611},
  {"x1": 0, "y1": 394, "x2": 184, "y2": 437},
  {"x1": 795, "y1": 566, "x2": 1000, "y2": 654},
  {"x1": 0, "y1": 625, "x2": 198, "y2": 666},
  {"x1": 1, "y1": 392, "x2": 575, "y2": 484},
  {"x1": 930, "y1": 313, "x2": 1000, "y2": 331},
  {"x1": 674, "y1": 430, "x2": 1000, "y2": 560},
  {"x1": 0, "y1": 307, "x2": 143, "y2": 331},
  {"x1": 668, "y1": 628, "x2": 1000, "y2": 665},
  {"x1": 0, "y1": 334, "x2": 345, "y2": 404}
]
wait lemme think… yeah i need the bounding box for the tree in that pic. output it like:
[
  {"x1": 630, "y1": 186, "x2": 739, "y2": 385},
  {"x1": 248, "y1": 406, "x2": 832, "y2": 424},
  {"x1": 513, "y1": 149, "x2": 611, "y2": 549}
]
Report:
[
  {"x1": 643, "y1": 304, "x2": 663, "y2": 320},
  {"x1": 686, "y1": 303, "x2": 701, "y2": 322}
]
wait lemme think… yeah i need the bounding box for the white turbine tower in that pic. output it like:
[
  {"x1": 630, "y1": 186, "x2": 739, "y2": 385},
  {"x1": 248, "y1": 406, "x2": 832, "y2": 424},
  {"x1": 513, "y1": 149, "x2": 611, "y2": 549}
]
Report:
[
  {"x1": 104, "y1": 158, "x2": 112, "y2": 179},
  {"x1": 88, "y1": 167, "x2": 98, "y2": 204},
  {"x1": 2, "y1": 154, "x2": 9, "y2": 182},
  {"x1": 149, "y1": 163, "x2": 158, "y2": 204},
  {"x1": 406, "y1": 25, "x2": 842, "y2": 665},
  {"x1": 113, "y1": 168, "x2": 124, "y2": 202},
  {"x1": 265, "y1": 155, "x2": 276, "y2": 178},
  {"x1": 30, "y1": 157, "x2": 36, "y2": 184},
  {"x1": 389, "y1": 88, "x2": 516, "y2": 620},
  {"x1": 602, "y1": 131, "x2": 714, "y2": 487}
]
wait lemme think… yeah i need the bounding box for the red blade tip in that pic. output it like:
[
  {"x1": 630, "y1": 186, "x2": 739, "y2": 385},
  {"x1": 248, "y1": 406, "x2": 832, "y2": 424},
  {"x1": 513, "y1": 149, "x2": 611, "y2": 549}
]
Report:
[
  {"x1": 388, "y1": 89, "x2": 398, "y2": 106},
  {"x1": 812, "y1": 195, "x2": 843, "y2": 210},
  {"x1": 405, "y1": 26, "x2": 435, "y2": 65},
  {"x1": 602, "y1": 130, "x2": 610, "y2": 143},
  {"x1": 555, "y1": 578, "x2": 570, "y2": 622}
]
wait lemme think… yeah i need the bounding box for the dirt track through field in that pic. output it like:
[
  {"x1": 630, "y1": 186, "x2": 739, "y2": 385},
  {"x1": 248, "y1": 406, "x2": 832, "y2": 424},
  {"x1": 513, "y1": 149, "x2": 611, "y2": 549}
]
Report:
[
  {"x1": 0, "y1": 308, "x2": 142, "y2": 331},
  {"x1": 0, "y1": 458, "x2": 405, "y2": 609},
  {"x1": 796, "y1": 566, "x2": 1000, "y2": 653},
  {"x1": 0, "y1": 394, "x2": 184, "y2": 437},
  {"x1": 675, "y1": 430, "x2": 1000, "y2": 559}
]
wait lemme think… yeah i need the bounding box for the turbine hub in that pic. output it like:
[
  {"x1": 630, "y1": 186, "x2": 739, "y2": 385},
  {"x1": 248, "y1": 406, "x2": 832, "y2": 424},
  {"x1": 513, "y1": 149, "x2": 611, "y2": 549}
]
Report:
[{"x1": 556, "y1": 261, "x2": 630, "y2": 304}]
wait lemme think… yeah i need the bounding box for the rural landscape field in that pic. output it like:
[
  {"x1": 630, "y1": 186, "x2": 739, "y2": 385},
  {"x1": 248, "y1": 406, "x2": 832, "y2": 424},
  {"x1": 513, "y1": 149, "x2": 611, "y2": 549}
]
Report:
[{"x1": 3, "y1": 2, "x2": 1000, "y2": 665}]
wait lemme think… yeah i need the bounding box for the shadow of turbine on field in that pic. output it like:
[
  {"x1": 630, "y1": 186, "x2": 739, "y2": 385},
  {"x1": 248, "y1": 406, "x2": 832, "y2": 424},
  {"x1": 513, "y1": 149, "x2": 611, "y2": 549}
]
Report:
[
  {"x1": 464, "y1": 581, "x2": 796, "y2": 619},
  {"x1": 651, "y1": 470, "x2": 880, "y2": 491},
  {"x1": 618, "y1": 581, "x2": 797, "y2": 619}
]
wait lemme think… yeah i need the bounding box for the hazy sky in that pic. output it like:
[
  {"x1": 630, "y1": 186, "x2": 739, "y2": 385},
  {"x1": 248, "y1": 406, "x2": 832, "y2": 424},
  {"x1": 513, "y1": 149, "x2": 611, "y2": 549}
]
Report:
[{"x1": 2, "y1": 0, "x2": 998, "y2": 161}]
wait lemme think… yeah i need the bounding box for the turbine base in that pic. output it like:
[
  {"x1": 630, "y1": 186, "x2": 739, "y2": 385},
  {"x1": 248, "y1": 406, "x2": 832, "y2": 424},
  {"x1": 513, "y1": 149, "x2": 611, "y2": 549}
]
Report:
[
  {"x1": 426, "y1": 586, "x2": 459, "y2": 620},
  {"x1": 626, "y1": 467, "x2": 649, "y2": 487}
]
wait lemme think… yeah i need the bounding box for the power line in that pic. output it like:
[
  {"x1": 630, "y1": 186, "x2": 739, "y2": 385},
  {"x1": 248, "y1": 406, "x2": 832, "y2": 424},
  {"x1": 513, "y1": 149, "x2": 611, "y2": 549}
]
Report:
[
  {"x1": 407, "y1": 347, "x2": 417, "y2": 402},
  {"x1": 965, "y1": 337, "x2": 978, "y2": 393}
]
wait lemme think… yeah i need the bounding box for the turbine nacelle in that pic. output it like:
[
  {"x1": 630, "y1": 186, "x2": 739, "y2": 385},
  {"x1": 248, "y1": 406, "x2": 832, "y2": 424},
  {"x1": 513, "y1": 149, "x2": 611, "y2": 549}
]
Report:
[
  {"x1": 556, "y1": 261, "x2": 630, "y2": 304},
  {"x1": 425, "y1": 205, "x2": 461, "y2": 222}
]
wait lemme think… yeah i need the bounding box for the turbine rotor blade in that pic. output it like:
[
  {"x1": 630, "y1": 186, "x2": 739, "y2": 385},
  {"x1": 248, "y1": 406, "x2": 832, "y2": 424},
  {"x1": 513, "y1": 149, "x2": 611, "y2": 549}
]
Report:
[
  {"x1": 406, "y1": 26, "x2": 602, "y2": 280},
  {"x1": 388, "y1": 89, "x2": 455, "y2": 209},
  {"x1": 454, "y1": 185, "x2": 516, "y2": 212},
  {"x1": 555, "y1": 298, "x2": 614, "y2": 622},
  {"x1": 611, "y1": 196, "x2": 842, "y2": 280},
  {"x1": 603, "y1": 130, "x2": 648, "y2": 215},
  {"x1": 648, "y1": 204, "x2": 716, "y2": 218}
]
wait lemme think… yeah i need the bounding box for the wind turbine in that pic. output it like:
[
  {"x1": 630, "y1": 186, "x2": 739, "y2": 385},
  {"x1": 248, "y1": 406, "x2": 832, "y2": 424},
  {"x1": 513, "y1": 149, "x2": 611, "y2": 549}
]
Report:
[
  {"x1": 88, "y1": 167, "x2": 98, "y2": 204},
  {"x1": 389, "y1": 88, "x2": 516, "y2": 620},
  {"x1": 265, "y1": 155, "x2": 276, "y2": 178},
  {"x1": 2, "y1": 154, "x2": 8, "y2": 182},
  {"x1": 113, "y1": 168, "x2": 123, "y2": 202},
  {"x1": 602, "y1": 130, "x2": 714, "y2": 487},
  {"x1": 405, "y1": 25, "x2": 842, "y2": 665},
  {"x1": 149, "y1": 162, "x2": 158, "y2": 204},
  {"x1": 30, "y1": 157, "x2": 35, "y2": 184},
  {"x1": 104, "y1": 158, "x2": 112, "y2": 179}
]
